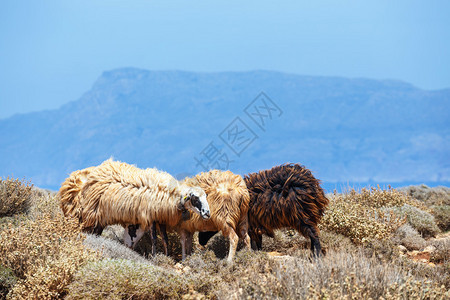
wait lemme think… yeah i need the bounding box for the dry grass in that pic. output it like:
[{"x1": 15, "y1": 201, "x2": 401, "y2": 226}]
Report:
[
  {"x1": 1, "y1": 181, "x2": 449, "y2": 299},
  {"x1": 220, "y1": 249, "x2": 448, "y2": 299},
  {"x1": 66, "y1": 259, "x2": 189, "y2": 300}
]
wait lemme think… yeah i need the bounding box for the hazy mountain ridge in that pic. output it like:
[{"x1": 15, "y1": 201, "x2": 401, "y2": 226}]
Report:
[{"x1": 1, "y1": 68, "x2": 449, "y2": 190}]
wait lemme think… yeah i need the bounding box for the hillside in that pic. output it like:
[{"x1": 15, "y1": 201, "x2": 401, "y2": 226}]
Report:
[{"x1": 0, "y1": 68, "x2": 449, "y2": 189}]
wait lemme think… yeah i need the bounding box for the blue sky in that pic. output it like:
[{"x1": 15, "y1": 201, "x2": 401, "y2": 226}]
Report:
[{"x1": 1, "y1": 0, "x2": 449, "y2": 118}]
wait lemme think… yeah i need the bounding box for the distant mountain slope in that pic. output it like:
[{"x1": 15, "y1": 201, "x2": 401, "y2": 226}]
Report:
[{"x1": 0, "y1": 68, "x2": 449, "y2": 190}]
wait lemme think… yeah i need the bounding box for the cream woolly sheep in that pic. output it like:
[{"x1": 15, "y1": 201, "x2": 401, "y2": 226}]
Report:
[
  {"x1": 58, "y1": 166, "x2": 95, "y2": 220},
  {"x1": 124, "y1": 170, "x2": 251, "y2": 263},
  {"x1": 58, "y1": 159, "x2": 211, "y2": 244}
]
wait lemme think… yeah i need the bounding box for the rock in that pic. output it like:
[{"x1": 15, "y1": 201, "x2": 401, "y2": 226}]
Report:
[
  {"x1": 174, "y1": 263, "x2": 183, "y2": 269},
  {"x1": 423, "y1": 245, "x2": 436, "y2": 253},
  {"x1": 398, "y1": 245, "x2": 407, "y2": 252},
  {"x1": 183, "y1": 265, "x2": 192, "y2": 273}
]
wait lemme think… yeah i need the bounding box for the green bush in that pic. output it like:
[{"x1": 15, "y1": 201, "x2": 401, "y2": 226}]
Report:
[{"x1": 0, "y1": 177, "x2": 33, "y2": 217}]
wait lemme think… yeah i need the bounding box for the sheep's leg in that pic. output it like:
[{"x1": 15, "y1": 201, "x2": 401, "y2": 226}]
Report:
[
  {"x1": 309, "y1": 226, "x2": 322, "y2": 258},
  {"x1": 239, "y1": 227, "x2": 251, "y2": 250},
  {"x1": 123, "y1": 224, "x2": 146, "y2": 249},
  {"x1": 158, "y1": 224, "x2": 170, "y2": 256},
  {"x1": 250, "y1": 232, "x2": 262, "y2": 251},
  {"x1": 250, "y1": 233, "x2": 263, "y2": 250},
  {"x1": 251, "y1": 239, "x2": 258, "y2": 250},
  {"x1": 151, "y1": 222, "x2": 158, "y2": 256},
  {"x1": 243, "y1": 233, "x2": 251, "y2": 250},
  {"x1": 186, "y1": 232, "x2": 194, "y2": 256},
  {"x1": 222, "y1": 225, "x2": 239, "y2": 264},
  {"x1": 180, "y1": 230, "x2": 188, "y2": 260},
  {"x1": 300, "y1": 223, "x2": 322, "y2": 258}
]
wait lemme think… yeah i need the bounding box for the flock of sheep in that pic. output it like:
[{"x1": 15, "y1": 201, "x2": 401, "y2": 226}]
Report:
[{"x1": 57, "y1": 159, "x2": 329, "y2": 263}]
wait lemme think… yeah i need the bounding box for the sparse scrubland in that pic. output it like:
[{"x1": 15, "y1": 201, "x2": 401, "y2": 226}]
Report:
[{"x1": 0, "y1": 177, "x2": 448, "y2": 299}]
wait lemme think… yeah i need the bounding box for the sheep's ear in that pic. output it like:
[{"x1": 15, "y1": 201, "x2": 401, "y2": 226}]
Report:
[{"x1": 180, "y1": 195, "x2": 189, "y2": 205}]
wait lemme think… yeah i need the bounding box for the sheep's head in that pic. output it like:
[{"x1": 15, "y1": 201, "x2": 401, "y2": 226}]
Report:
[
  {"x1": 180, "y1": 186, "x2": 210, "y2": 220},
  {"x1": 248, "y1": 226, "x2": 264, "y2": 250}
]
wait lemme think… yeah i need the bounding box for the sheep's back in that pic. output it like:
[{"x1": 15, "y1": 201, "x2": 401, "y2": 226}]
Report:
[
  {"x1": 181, "y1": 170, "x2": 250, "y2": 232},
  {"x1": 79, "y1": 159, "x2": 181, "y2": 229},
  {"x1": 245, "y1": 164, "x2": 328, "y2": 232}
]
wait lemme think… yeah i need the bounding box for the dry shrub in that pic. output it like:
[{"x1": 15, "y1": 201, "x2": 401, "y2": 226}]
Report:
[
  {"x1": 201, "y1": 233, "x2": 230, "y2": 259},
  {"x1": 391, "y1": 224, "x2": 426, "y2": 250},
  {"x1": 66, "y1": 259, "x2": 189, "y2": 300},
  {"x1": 0, "y1": 265, "x2": 17, "y2": 299},
  {"x1": 221, "y1": 249, "x2": 449, "y2": 299},
  {"x1": 83, "y1": 234, "x2": 149, "y2": 263},
  {"x1": 319, "y1": 230, "x2": 356, "y2": 252},
  {"x1": 0, "y1": 214, "x2": 97, "y2": 299},
  {"x1": 27, "y1": 187, "x2": 61, "y2": 219},
  {"x1": 345, "y1": 186, "x2": 410, "y2": 207},
  {"x1": 395, "y1": 256, "x2": 449, "y2": 289},
  {"x1": 386, "y1": 205, "x2": 441, "y2": 238},
  {"x1": 0, "y1": 215, "x2": 28, "y2": 230},
  {"x1": 150, "y1": 254, "x2": 176, "y2": 269},
  {"x1": 321, "y1": 187, "x2": 407, "y2": 244},
  {"x1": 100, "y1": 224, "x2": 125, "y2": 243},
  {"x1": 180, "y1": 248, "x2": 272, "y2": 298},
  {"x1": 400, "y1": 185, "x2": 450, "y2": 206},
  {"x1": 0, "y1": 177, "x2": 33, "y2": 217},
  {"x1": 133, "y1": 231, "x2": 183, "y2": 259},
  {"x1": 432, "y1": 205, "x2": 450, "y2": 231},
  {"x1": 429, "y1": 238, "x2": 450, "y2": 264}
]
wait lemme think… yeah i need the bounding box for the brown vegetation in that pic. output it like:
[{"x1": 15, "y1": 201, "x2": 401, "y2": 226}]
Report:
[
  {"x1": 0, "y1": 177, "x2": 33, "y2": 217},
  {"x1": 0, "y1": 177, "x2": 448, "y2": 299}
]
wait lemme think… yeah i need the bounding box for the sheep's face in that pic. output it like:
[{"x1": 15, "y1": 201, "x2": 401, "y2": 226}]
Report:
[{"x1": 183, "y1": 187, "x2": 210, "y2": 220}]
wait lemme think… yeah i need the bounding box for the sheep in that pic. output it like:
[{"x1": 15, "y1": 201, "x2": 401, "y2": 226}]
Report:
[
  {"x1": 58, "y1": 159, "x2": 211, "y2": 247},
  {"x1": 58, "y1": 166, "x2": 95, "y2": 220},
  {"x1": 58, "y1": 164, "x2": 159, "y2": 248},
  {"x1": 124, "y1": 170, "x2": 251, "y2": 263},
  {"x1": 199, "y1": 163, "x2": 329, "y2": 257}
]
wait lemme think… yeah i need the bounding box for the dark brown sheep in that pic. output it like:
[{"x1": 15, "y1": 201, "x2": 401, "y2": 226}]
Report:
[{"x1": 199, "y1": 163, "x2": 329, "y2": 257}]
